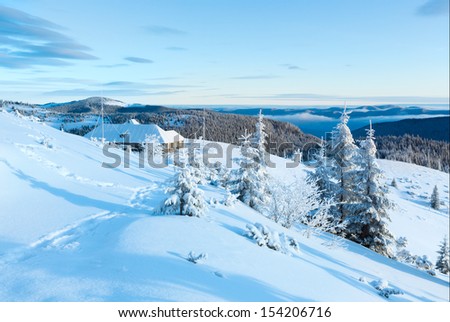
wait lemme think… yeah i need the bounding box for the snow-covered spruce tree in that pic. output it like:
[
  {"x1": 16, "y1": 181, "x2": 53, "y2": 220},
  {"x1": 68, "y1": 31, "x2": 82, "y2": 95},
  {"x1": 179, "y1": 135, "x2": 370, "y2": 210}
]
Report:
[
  {"x1": 201, "y1": 156, "x2": 230, "y2": 187},
  {"x1": 345, "y1": 121, "x2": 395, "y2": 258},
  {"x1": 394, "y1": 237, "x2": 414, "y2": 263},
  {"x1": 161, "y1": 162, "x2": 207, "y2": 217},
  {"x1": 328, "y1": 108, "x2": 360, "y2": 227},
  {"x1": 187, "y1": 144, "x2": 208, "y2": 184},
  {"x1": 222, "y1": 189, "x2": 238, "y2": 206},
  {"x1": 307, "y1": 138, "x2": 336, "y2": 202},
  {"x1": 391, "y1": 178, "x2": 397, "y2": 188},
  {"x1": 431, "y1": 185, "x2": 440, "y2": 210},
  {"x1": 254, "y1": 109, "x2": 268, "y2": 166},
  {"x1": 231, "y1": 130, "x2": 270, "y2": 212},
  {"x1": 436, "y1": 236, "x2": 449, "y2": 274},
  {"x1": 415, "y1": 255, "x2": 434, "y2": 272},
  {"x1": 211, "y1": 162, "x2": 231, "y2": 187}
]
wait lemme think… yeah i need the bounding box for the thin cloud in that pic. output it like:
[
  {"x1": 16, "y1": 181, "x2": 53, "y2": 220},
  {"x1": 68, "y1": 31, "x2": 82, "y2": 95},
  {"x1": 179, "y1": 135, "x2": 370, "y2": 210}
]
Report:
[
  {"x1": 281, "y1": 64, "x2": 305, "y2": 71},
  {"x1": 44, "y1": 88, "x2": 150, "y2": 97},
  {"x1": 43, "y1": 88, "x2": 185, "y2": 97},
  {"x1": 31, "y1": 77, "x2": 95, "y2": 84},
  {"x1": 355, "y1": 95, "x2": 449, "y2": 103},
  {"x1": 416, "y1": 0, "x2": 449, "y2": 16},
  {"x1": 260, "y1": 93, "x2": 448, "y2": 104},
  {"x1": 96, "y1": 63, "x2": 128, "y2": 68},
  {"x1": 0, "y1": 5, "x2": 97, "y2": 69},
  {"x1": 143, "y1": 25, "x2": 187, "y2": 36},
  {"x1": 124, "y1": 57, "x2": 153, "y2": 64},
  {"x1": 181, "y1": 91, "x2": 448, "y2": 104},
  {"x1": 146, "y1": 77, "x2": 183, "y2": 80},
  {"x1": 147, "y1": 90, "x2": 185, "y2": 96},
  {"x1": 103, "y1": 81, "x2": 143, "y2": 87},
  {"x1": 230, "y1": 74, "x2": 279, "y2": 80},
  {"x1": 102, "y1": 81, "x2": 198, "y2": 89},
  {"x1": 270, "y1": 93, "x2": 337, "y2": 100},
  {"x1": 0, "y1": 54, "x2": 71, "y2": 68}
]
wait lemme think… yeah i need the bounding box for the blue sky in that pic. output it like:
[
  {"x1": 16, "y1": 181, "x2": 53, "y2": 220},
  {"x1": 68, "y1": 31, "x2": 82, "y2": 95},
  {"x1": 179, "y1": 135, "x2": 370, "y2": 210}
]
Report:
[{"x1": 0, "y1": 0, "x2": 448, "y2": 105}]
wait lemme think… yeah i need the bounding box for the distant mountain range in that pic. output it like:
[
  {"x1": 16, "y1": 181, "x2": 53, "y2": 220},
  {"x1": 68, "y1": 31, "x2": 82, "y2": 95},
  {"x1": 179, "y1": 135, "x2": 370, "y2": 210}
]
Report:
[
  {"x1": 216, "y1": 104, "x2": 449, "y2": 118},
  {"x1": 352, "y1": 116, "x2": 449, "y2": 142},
  {"x1": 7, "y1": 97, "x2": 448, "y2": 141},
  {"x1": 40, "y1": 97, "x2": 172, "y2": 114},
  {"x1": 212, "y1": 104, "x2": 449, "y2": 137}
]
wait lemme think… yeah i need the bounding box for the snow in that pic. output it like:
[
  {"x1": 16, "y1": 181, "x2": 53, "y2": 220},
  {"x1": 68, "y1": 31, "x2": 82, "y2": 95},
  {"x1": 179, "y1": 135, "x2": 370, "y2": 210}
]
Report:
[
  {"x1": 378, "y1": 159, "x2": 449, "y2": 260},
  {"x1": 0, "y1": 110, "x2": 448, "y2": 301}
]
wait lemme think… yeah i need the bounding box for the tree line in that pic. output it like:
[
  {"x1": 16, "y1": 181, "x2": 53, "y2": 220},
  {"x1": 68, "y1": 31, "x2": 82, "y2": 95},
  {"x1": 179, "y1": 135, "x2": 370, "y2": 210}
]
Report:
[{"x1": 362, "y1": 134, "x2": 449, "y2": 173}]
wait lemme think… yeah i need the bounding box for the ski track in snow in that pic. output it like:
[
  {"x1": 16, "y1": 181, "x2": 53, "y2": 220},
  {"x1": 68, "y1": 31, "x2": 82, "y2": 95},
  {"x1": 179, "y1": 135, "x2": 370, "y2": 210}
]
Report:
[
  {"x1": 128, "y1": 183, "x2": 161, "y2": 211},
  {"x1": 29, "y1": 211, "x2": 119, "y2": 249},
  {"x1": 0, "y1": 211, "x2": 121, "y2": 266},
  {"x1": 14, "y1": 143, "x2": 128, "y2": 189}
]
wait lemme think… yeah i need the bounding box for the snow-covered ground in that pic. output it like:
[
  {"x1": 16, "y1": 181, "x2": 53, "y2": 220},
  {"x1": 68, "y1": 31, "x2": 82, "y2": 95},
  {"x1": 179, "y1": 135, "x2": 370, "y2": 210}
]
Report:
[
  {"x1": 0, "y1": 110, "x2": 448, "y2": 301},
  {"x1": 379, "y1": 160, "x2": 449, "y2": 261}
]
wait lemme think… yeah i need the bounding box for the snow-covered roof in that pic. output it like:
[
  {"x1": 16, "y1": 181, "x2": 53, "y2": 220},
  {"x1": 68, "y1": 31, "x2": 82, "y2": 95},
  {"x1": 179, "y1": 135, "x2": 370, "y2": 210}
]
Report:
[
  {"x1": 85, "y1": 122, "x2": 184, "y2": 144},
  {"x1": 165, "y1": 130, "x2": 184, "y2": 143},
  {"x1": 127, "y1": 119, "x2": 140, "y2": 125}
]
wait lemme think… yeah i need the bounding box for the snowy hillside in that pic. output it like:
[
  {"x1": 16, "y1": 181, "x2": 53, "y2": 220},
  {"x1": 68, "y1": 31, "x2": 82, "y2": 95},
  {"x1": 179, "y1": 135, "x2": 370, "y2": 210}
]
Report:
[
  {"x1": 378, "y1": 160, "x2": 449, "y2": 261},
  {"x1": 40, "y1": 97, "x2": 128, "y2": 110},
  {"x1": 0, "y1": 110, "x2": 448, "y2": 301}
]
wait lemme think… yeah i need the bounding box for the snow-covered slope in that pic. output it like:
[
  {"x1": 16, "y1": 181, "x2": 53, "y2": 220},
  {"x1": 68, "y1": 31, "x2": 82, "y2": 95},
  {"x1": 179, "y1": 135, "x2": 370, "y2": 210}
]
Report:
[
  {"x1": 0, "y1": 111, "x2": 448, "y2": 301},
  {"x1": 379, "y1": 160, "x2": 449, "y2": 261}
]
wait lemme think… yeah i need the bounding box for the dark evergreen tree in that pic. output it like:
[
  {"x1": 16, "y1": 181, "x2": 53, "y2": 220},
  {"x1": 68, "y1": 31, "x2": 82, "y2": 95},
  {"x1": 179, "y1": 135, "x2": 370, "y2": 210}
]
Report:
[
  {"x1": 431, "y1": 185, "x2": 440, "y2": 210},
  {"x1": 436, "y1": 236, "x2": 450, "y2": 275},
  {"x1": 391, "y1": 178, "x2": 397, "y2": 188}
]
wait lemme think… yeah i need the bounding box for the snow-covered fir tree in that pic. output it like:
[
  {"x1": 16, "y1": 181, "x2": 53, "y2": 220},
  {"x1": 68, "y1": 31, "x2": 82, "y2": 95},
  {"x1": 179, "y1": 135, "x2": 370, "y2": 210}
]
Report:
[
  {"x1": 230, "y1": 130, "x2": 270, "y2": 212},
  {"x1": 308, "y1": 138, "x2": 336, "y2": 201},
  {"x1": 431, "y1": 185, "x2": 440, "y2": 210},
  {"x1": 222, "y1": 189, "x2": 238, "y2": 206},
  {"x1": 311, "y1": 110, "x2": 395, "y2": 257},
  {"x1": 328, "y1": 107, "x2": 360, "y2": 226},
  {"x1": 391, "y1": 178, "x2": 397, "y2": 188},
  {"x1": 210, "y1": 162, "x2": 230, "y2": 187},
  {"x1": 187, "y1": 144, "x2": 208, "y2": 184},
  {"x1": 436, "y1": 236, "x2": 449, "y2": 274},
  {"x1": 345, "y1": 121, "x2": 395, "y2": 257},
  {"x1": 254, "y1": 109, "x2": 267, "y2": 166},
  {"x1": 161, "y1": 161, "x2": 207, "y2": 217}
]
